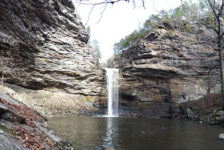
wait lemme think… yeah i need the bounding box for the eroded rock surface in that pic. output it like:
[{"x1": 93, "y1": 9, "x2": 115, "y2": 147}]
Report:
[
  {"x1": 0, "y1": 0, "x2": 106, "y2": 117},
  {"x1": 0, "y1": 131, "x2": 25, "y2": 150},
  {"x1": 0, "y1": 92, "x2": 74, "y2": 149},
  {"x1": 115, "y1": 24, "x2": 220, "y2": 117}
]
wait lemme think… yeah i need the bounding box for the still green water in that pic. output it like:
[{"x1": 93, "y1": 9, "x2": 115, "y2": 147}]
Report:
[{"x1": 48, "y1": 117, "x2": 224, "y2": 150}]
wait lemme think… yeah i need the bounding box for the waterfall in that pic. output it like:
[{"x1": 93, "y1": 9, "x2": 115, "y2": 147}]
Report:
[{"x1": 106, "y1": 68, "x2": 119, "y2": 117}]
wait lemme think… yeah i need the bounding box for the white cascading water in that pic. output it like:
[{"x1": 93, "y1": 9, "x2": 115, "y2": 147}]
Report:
[{"x1": 105, "y1": 68, "x2": 119, "y2": 117}]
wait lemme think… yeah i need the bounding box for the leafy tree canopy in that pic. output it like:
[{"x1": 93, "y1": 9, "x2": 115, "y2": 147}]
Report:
[{"x1": 113, "y1": 0, "x2": 209, "y2": 54}]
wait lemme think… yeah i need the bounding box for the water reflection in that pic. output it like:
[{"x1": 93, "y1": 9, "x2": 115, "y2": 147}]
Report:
[
  {"x1": 48, "y1": 117, "x2": 224, "y2": 150},
  {"x1": 102, "y1": 117, "x2": 119, "y2": 149}
]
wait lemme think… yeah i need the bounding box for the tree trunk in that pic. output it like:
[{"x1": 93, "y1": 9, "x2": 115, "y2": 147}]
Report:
[
  {"x1": 219, "y1": 43, "x2": 224, "y2": 109},
  {"x1": 218, "y1": 21, "x2": 224, "y2": 109}
]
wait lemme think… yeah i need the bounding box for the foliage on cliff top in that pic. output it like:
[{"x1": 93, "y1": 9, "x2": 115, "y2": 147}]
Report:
[{"x1": 113, "y1": 0, "x2": 214, "y2": 54}]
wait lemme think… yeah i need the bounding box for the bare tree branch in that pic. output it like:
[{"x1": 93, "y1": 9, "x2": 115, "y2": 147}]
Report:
[
  {"x1": 221, "y1": 31, "x2": 224, "y2": 38},
  {"x1": 78, "y1": 0, "x2": 129, "y2": 6},
  {"x1": 75, "y1": 0, "x2": 146, "y2": 24},
  {"x1": 85, "y1": 5, "x2": 95, "y2": 25},
  {"x1": 207, "y1": 0, "x2": 224, "y2": 109},
  {"x1": 97, "y1": 3, "x2": 108, "y2": 23},
  {"x1": 132, "y1": 0, "x2": 136, "y2": 8},
  {"x1": 218, "y1": 0, "x2": 224, "y2": 17},
  {"x1": 208, "y1": 25, "x2": 219, "y2": 34},
  {"x1": 141, "y1": 0, "x2": 145, "y2": 9},
  {"x1": 208, "y1": 0, "x2": 219, "y2": 19}
]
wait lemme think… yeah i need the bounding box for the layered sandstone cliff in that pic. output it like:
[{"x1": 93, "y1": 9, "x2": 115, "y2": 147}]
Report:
[
  {"x1": 0, "y1": 0, "x2": 106, "y2": 118},
  {"x1": 115, "y1": 24, "x2": 220, "y2": 117}
]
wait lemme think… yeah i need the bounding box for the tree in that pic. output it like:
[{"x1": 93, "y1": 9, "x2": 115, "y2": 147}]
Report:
[
  {"x1": 90, "y1": 39, "x2": 101, "y2": 59},
  {"x1": 76, "y1": 0, "x2": 145, "y2": 7},
  {"x1": 113, "y1": 1, "x2": 202, "y2": 54},
  {"x1": 107, "y1": 56, "x2": 115, "y2": 67},
  {"x1": 203, "y1": 0, "x2": 224, "y2": 109},
  {"x1": 160, "y1": 10, "x2": 172, "y2": 24},
  {"x1": 113, "y1": 29, "x2": 144, "y2": 54},
  {"x1": 75, "y1": 0, "x2": 146, "y2": 23}
]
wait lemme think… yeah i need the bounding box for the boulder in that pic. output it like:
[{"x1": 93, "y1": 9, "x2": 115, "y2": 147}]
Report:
[
  {"x1": 186, "y1": 108, "x2": 194, "y2": 119},
  {"x1": 216, "y1": 110, "x2": 224, "y2": 116},
  {"x1": 219, "y1": 133, "x2": 224, "y2": 141},
  {"x1": 216, "y1": 116, "x2": 224, "y2": 121},
  {"x1": 215, "y1": 110, "x2": 224, "y2": 121}
]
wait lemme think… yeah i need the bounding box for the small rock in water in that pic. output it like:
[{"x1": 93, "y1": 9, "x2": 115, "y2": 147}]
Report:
[
  {"x1": 219, "y1": 133, "x2": 224, "y2": 141},
  {"x1": 198, "y1": 121, "x2": 203, "y2": 124},
  {"x1": 186, "y1": 108, "x2": 194, "y2": 119},
  {"x1": 216, "y1": 110, "x2": 224, "y2": 116},
  {"x1": 215, "y1": 110, "x2": 224, "y2": 121}
]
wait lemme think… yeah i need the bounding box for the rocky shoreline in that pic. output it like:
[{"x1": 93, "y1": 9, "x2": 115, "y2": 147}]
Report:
[
  {"x1": 0, "y1": 83, "x2": 223, "y2": 149},
  {"x1": 118, "y1": 93, "x2": 224, "y2": 128},
  {"x1": 0, "y1": 91, "x2": 73, "y2": 150}
]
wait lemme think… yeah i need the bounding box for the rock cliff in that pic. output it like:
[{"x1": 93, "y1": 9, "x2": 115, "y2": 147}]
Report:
[
  {"x1": 115, "y1": 24, "x2": 220, "y2": 117},
  {"x1": 0, "y1": 0, "x2": 106, "y2": 118}
]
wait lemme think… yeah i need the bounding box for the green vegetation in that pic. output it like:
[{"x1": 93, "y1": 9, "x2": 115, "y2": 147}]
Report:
[
  {"x1": 205, "y1": 12, "x2": 215, "y2": 28},
  {"x1": 165, "y1": 29, "x2": 174, "y2": 36},
  {"x1": 114, "y1": 29, "x2": 144, "y2": 54},
  {"x1": 113, "y1": 1, "x2": 206, "y2": 54},
  {"x1": 0, "y1": 125, "x2": 16, "y2": 136},
  {"x1": 137, "y1": 100, "x2": 144, "y2": 107},
  {"x1": 184, "y1": 24, "x2": 192, "y2": 33},
  {"x1": 90, "y1": 39, "x2": 101, "y2": 59},
  {"x1": 84, "y1": 96, "x2": 91, "y2": 102}
]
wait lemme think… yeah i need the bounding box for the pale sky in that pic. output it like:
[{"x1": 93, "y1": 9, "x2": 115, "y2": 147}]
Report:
[{"x1": 72, "y1": 0, "x2": 195, "y2": 62}]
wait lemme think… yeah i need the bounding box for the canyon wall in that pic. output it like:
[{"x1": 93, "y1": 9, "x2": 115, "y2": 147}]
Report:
[
  {"x1": 0, "y1": 0, "x2": 106, "y2": 118},
  {"x1": 115, "y1": 24, "x2": 220, "y2": 117}
]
